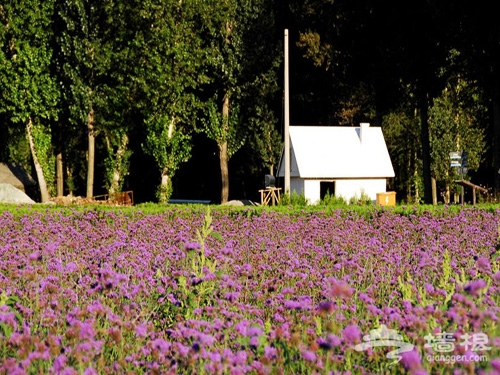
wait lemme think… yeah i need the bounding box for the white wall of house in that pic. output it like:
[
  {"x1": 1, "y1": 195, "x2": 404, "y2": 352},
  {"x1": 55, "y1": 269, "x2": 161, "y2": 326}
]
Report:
[
  {"x1": 289, "y1": 178, "x2": 321, "y2": 204},
  {"x1": 303, "y1": 179, "x2": 321, "y2": 204},
  {"x1": 290, "y1": 178, "x2": 387, "y2": 204},
  {"x1": 335, "y1": 179, "x2": 387, "y2": 203}
]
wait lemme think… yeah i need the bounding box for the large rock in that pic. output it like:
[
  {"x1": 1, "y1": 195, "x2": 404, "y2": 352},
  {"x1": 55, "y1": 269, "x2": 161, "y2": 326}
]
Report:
[
  {"x1": 0, "y1": 162, "x2": 36, "y2": 192},
  {"x1": 0, "y1": 183, "x2": 36, "y2": 204}
]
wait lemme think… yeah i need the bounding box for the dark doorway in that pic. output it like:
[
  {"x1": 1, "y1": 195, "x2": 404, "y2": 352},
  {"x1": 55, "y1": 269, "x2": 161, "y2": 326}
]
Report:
[{"x1": 320, "y1": 181, "x2": 335, "y2": 199}]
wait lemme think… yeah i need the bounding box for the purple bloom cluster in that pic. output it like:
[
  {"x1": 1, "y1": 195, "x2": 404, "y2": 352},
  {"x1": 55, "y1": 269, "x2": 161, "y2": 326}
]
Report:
[{"x1": 0, "y1": 207, "x2": 499, "y2": 374}]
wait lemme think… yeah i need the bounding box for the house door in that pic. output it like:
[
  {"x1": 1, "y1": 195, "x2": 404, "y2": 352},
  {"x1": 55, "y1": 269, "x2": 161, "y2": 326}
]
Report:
[{"x1": 320, "y1": 181, "x2": 335, "y2": 200}]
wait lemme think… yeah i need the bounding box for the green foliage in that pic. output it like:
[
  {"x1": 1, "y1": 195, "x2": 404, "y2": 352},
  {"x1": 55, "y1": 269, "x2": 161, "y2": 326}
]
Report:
[
  {"x1": 196, "y1": 0, "x2": 281, "y2": 200},
  {"x1": 145, "y1": 118, "x2": 193, "y2": 178},
  {"x1": 279, "y1": 190, "x2": 309, "y2": 206},
  {"x1": 0, "y1": 292, "x2": 23, "y2": 339},
  {"x1": 320, "y1": 191, "x2": 347, "y2": 206},
  {"x1": 156, "y1": 179, "x2": 173, "y2": 204},
  {"x1": 201, "y1": 97, "x2": 244, "y2": 158},
  {"x1": 348, "y1": 191, "x2": 373, "y2": 206},
  {"x1": 428, "y1": 74, "x2": 486, "y2": 189},
  {"x1": 103, "y1": 131, "x2": 131, "y2": 193},
  {"x1": 0, "y1": 0, "x2": 60, "y2": 124},
  {"x1": 0, "y1": 122, "x2": 31, "y2": 166},
  {"x1": 397, "y1": 272, "x2": 414, "y2": 302},
  {"x1": 0, "y1": 0, "x2": 498, "y2": 204},
  {"x1": 153, "y1": 207, "x2": 222, "y2": 326},
  {"x1": 0, "y1": 0, "x2": 60, "y2": 200},
  {"x1": 31, "y1": 122, "x2": 56, "y2": 196},
  {"x1": 382, "y1": 107, "x2": 422, "y2": 204},
  {"x1": 135, "y1": 0, "x2": 207, "y2": 200}
]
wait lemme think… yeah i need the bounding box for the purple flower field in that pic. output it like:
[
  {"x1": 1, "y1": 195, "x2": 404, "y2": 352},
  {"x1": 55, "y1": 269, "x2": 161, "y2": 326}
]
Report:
[{"x1": 1, "y1": 206, "x2": 499, "y2": 374}]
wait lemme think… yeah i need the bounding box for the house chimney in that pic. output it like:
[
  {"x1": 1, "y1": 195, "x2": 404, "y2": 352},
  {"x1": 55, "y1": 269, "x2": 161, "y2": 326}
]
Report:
[{"x1": 359, "y1": 122, "x2": 370, "y2": 143}]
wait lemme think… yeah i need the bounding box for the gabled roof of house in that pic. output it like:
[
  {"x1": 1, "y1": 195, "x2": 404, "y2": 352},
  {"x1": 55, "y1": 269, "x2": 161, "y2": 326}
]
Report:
[{"x1": 277, "y1": 125, "x2": 395, "y2": 179}]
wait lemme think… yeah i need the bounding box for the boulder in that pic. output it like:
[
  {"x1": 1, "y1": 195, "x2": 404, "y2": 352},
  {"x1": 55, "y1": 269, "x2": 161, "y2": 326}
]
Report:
[{"x1": 0, "y1": 183, "x2": 36, "y2": 204}]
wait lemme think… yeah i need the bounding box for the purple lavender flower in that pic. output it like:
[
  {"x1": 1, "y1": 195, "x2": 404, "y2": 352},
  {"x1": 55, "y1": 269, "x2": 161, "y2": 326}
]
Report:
[
  {"x1": 78, "y1": 321, "x2": 95, "y2": 340},
  {"x1": 284, "y1": 300, "x2": 303, "y2": 310},
  {"x1": 247, "y1": 326, "x2": 263, "y2": 337},
  {"x1": 341, "y1": 324, "x2": 361, "y2": 344},
  {"x1": 152, "y1": 338, "x2": 170, "y2": 353},
  {"x1": 302, "y1": 350, "x2": 317, "y2": 362},
  {"x1": 29, "y1": 251, "x2": 42, "y2": 261},
  {"x1": 476, "y1": 256, "x2": 491, "y2": 271},
  {"x1": 232, "y1": 350, "x2": 248, "y2": 365},
  {"x1": 463, "y1": 279, "x2": 487, "y2": 296},
  {"x1": 318, "y1": 301, "x2": 335, "y2": 314},
  {"x1": 424, "y1": 283, "x2": 434, "y2": 294},
  {"x1": 51, "y1": 354, "x2": 67, "y2": 372},
  {"x1": 491, "y1": 358, "x2": 500, "y2": 371},
  {"x1": 210, "y1": 351, "x2": 222, "y2": 363},
  {"x1": 263, "y1": 345, "x2": 277, "y2": 359},
  {"x1": 400, "y1": 349, "x2": 423, "y2": 372},
  {"x1": 325, "y1": 277, "x2": 354, "y2": 299},
  {"x1": 135, "y1": 323, "x2": 148, "y2": 338}
]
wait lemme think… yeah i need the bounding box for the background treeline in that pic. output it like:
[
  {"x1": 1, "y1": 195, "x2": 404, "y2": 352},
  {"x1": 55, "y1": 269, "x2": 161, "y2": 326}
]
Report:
[{"x1": 0, "y1": 0, "x2": 498, "y2": 205}]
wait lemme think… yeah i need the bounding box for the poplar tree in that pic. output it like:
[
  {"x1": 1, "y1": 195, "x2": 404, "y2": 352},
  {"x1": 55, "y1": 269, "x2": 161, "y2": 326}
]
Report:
[
  {"x1": 198, "y1": 0, "x2": 280, "y2": 203},
  {"x1": 135, "y1": 0, "x2": 205, "y2": 203},
  {"x1": 56, "y1": 0, "x2": 114, "y2": 198},
  {"x1": 0, "y1": 0, "x2": 59, "y2": 202}
]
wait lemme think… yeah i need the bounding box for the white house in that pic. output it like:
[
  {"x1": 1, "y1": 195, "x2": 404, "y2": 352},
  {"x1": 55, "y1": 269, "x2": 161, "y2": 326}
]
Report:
[{"x1": 277, "y1": 123, "x2": 395, "y2": 204}]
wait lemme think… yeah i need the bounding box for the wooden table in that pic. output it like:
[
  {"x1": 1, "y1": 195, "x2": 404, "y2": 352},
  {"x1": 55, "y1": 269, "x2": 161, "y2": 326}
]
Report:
[{"x1": 259, "y1": 187, "x2": 281, "y2": 206}]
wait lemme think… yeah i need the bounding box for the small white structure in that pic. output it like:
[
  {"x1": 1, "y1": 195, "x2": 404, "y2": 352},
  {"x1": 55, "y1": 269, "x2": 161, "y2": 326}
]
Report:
[{"x1": 277, "y1": 123, "x2": 395, "y2": 204}]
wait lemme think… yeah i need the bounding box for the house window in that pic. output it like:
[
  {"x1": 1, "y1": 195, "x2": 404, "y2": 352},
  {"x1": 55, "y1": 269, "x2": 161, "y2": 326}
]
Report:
[{"x1": 320, "y1": 181, "x2": 335, "y2": 199}]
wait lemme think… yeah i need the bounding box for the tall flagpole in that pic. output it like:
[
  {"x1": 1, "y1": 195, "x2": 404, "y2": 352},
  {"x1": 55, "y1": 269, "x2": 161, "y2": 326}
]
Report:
[{"x1": 284, "y1": 29, "x2": 290, "y2": 194}]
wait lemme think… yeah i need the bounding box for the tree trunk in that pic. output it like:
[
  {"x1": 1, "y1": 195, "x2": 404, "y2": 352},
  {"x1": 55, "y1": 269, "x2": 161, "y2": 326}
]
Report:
[
  {"x1": 155, "y1": 116, "x2": 177, "y2": 203},
  {"x1": 105, "y1": 133, "x2": 129, "y2": 194},
  {"x1": 86, "y1": 107, "x2": 95, "y2": 198},
  {"x1": 112, "y1": 134, "x2": 128, "y2": 194},
  {"x1": 26, "y1": 117, "x2": 50, "y2": 203},
  {"x1": 444, "y1": 185, "x2": 450, "y2": 204},
  {"x1": 66, "y1": 167, "x2": 74, "y2": 196},
  {"x1": 431, "y1": 175, "x2": 437, "y2": 205},
  {"x1": 56, "y1": 152, "x2": 63, "y2": 197},
  {"x1": 219, "y1": 141, "x2": 229, "y2": 204},
  {"x1": 159, "y1": 168, "x2": 170, "y2": 203},
  {"x1": 220, "y1": 93, "x2": 230, "y2": 204}
]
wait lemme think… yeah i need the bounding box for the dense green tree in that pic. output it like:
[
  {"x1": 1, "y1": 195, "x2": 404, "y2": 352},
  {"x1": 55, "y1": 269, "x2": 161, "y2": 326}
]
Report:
[
  {"x1": 0, "y1": 0, "x2": 59, "y2": 202},
  {"x1": 238, "y1": 4, "x2": 282, "y2": 177},
  {"x1": 97, "y1": 0, "x2": 139, "y2": 195},
  {"x1": 134, "y1": 0, "x2": 205, "y2": 203},
  {"x1": 56, "y1": 0, "x2": 121, "y2": 198},
  {"x1": 437, "y1": 0, "x2": 500, "y2": 190},
  {"x1": 197, "y1": 0, "x2": 281, "y2": 203},
  {"x1": 429, "y1": 70, "x2": 486, "y2": 203},
  {"x1": 383, "y1": 105, "x2": 423, "y2": 204}
]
